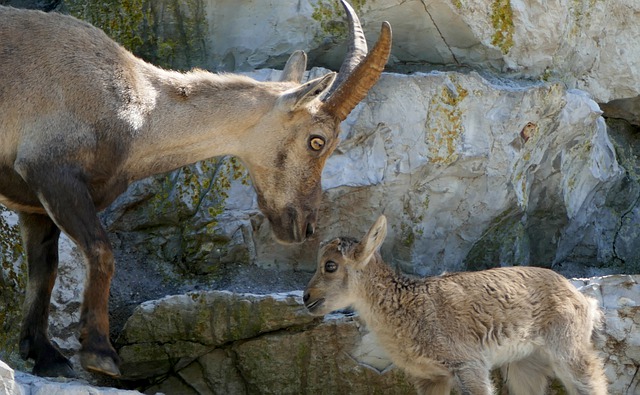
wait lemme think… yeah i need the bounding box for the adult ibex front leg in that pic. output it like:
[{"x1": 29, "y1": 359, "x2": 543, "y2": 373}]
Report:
[
  {"x1": 1, "y1": 0, "x2": 391, "y2": 378},
  {"x1": 18, "y1": 213, "x2": 72, "y2": 377},
  {"x1": 15, "y1": 161, "x2": 120, "y2": 376}
]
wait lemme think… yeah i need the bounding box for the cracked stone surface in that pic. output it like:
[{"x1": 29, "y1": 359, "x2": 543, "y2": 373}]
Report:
[
  {"x1": 3, "y1": 274, "x2": 639, "y2": 393},
  {"x1": 103, "y1": 70, "x2": 630, "y2": 279},
  {"x1": 1, "y1": 1, "x2": 640, "y2": 394},
  {"x1": 112, "y1": 275, "x2": 640, "y2": 393},
  {"x1": 200, "y1": 0, "x2": 640, "y2": 122}
]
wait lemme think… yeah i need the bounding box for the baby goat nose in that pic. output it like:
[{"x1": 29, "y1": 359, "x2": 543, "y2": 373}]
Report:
[{"x1": 303, "y1": 292, "x2": 310, "y2": 303}]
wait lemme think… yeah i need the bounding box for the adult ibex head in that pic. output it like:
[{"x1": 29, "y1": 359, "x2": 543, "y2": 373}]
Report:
[
  {"x1": 245, "y1": 1, "x2": 392, "y2": 243},
  {"x1": 0, "y1": 0, "x2": 391, "y2": 378}
]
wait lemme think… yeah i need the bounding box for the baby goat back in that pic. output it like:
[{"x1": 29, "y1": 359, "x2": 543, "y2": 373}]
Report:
[{"x1": 304, "y1": 215, "x2": 608, "y2": 395}]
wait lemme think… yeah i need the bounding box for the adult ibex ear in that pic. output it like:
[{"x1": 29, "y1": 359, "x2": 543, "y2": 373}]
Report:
[
  {"x1": 280, "y1": 50, "x2": 307, "y2": 83},
  {"x1": 354, "y1": 215, "x2": 388, "y2": 265},
  {"x1": 278, "y1": 72, "x2": 336, "y2": 111}
]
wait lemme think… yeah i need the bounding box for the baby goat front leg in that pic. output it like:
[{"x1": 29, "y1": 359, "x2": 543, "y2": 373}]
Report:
[
  {"x1": 16, "y1": 162, "x2": 121, "y2": 377},
  {"x1": 452, "y1": 362, "x2": 494, "y2": 395},
  {"x1": 412, "y1": 375, "x2": 453, "y2": 395}
]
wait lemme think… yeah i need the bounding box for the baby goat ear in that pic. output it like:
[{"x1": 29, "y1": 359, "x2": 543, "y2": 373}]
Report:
[
  {"x1": 355, "y1": 215, "x2": 388, "y2": 265},
  {"x1": 278, "y1": 72, "x2": 336, "y2": 110}
]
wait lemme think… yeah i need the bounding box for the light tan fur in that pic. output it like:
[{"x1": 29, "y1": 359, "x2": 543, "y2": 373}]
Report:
[
  {"x1": 0, "y1": 6, "x2": 346, "y2": 242},
  {"x1": 304, "y1": 215, "x2": 609, "y2": 395},
  {"x1": 0, "y1": 2, "x2": 392, "y2": 377}
]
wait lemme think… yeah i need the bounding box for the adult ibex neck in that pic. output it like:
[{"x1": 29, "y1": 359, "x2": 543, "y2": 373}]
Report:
[{"x1": 123, "y1": 67, "x2": 281, "y2": 181}]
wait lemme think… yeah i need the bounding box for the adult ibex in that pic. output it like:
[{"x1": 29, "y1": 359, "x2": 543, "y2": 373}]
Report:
[
  {"x1": 0, "y1": 1, "x2": 391, "y2": 377},
  {"x1": 304, "y1": 216, "x2": 608, "y2": 395}
]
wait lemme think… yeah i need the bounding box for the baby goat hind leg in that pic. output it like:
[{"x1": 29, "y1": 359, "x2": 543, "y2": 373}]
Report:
[
  {"x1": 501, "y1": 351, "x2": 552, "y2": 395},
  {"x1": 553, "y1": 349, "x2": 608, "y2": 395},
  {"x1": 551, "y1": 297, "x2": 608, "y2": 395}
]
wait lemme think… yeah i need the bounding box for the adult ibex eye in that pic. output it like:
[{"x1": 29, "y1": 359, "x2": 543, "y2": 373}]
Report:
[
  {"x1": 325, "y1": 260, "x2": 338, "y2": 273},
  {"x1": 309, "y1": 136, "x2": 325, "y2": 151}
]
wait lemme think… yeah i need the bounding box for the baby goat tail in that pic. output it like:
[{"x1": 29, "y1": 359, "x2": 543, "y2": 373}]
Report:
[{"x1": 587, "y1": 296, "x2": 605, "y2": 347}]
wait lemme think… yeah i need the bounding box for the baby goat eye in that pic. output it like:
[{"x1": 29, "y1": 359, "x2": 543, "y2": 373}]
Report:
[
  {"x1": 325, "y1": 260, "x2": 338, "y2": 273},
  {"x1": 309, "y1": 136, "x2": 325, "y2": 151}
]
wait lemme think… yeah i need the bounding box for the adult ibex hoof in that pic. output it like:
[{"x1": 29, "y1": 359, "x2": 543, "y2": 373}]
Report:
[
  {"x1": 32, "y1": 358, "x2": 77, "y2": 378},
  {"x1": 21, "y1": 338, "x2": 78, "y2": 378},
  {"x1": 80, "y1": 352, "x2": 121, "y2": 377}
]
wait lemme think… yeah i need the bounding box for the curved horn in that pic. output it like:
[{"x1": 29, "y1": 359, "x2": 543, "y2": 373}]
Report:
[
  {"x1": 325, "y1": 0, "x2": 369, "y2": 96},
  {"x1": 322, "y1": 21, "x2": 392, "y2": 121}
]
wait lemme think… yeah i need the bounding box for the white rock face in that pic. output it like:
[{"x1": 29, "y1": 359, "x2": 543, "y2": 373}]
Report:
[
  {"x1": 180, "y1": 69, "x2": 622, "y2": 277},
  {"x1": 99, "y1": 69, "x2": 628, "y2": 278},
  {"x1": 49, "y1": 235, "x2": 84, "y2": 357},
  {"x1": 0, "y1": 360, "x2": 21, "y2": 395},
  {"x1": 203, "y1": 0, "x2": 319, "y2": 70},
  {"x1": 202, "y1": 0, "x2": 640, "y2": 106},
  {"x1": 572, "y1": 275, "x2": 640, "y2": 394},
  {"x1": 2, "y1": 359, "x2": 145, "y2": 395}
]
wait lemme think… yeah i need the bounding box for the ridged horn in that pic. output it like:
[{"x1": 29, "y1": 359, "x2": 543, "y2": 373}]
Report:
[
  {"x1": 322, "y1": 2, "x2": 392, "y2": 121},
  {"x1": 325, "y1": 0, "x2": 369, "y2": 96}
]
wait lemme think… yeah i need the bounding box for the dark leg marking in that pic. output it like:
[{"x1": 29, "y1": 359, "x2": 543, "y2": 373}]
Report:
[
  {"x1": 18, "y1": 212, "x2": 76, "y2": 378},
  {"x1": 16, "y1": 164, "x2": 121, "y2": 377}
]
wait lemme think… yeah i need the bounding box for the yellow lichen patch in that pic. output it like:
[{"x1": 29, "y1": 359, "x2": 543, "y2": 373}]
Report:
[
  {"x1": 426, "y1": 77, "x2": 469, "y2": 165},
  {"x1": 312, "y1": 0, "x2": 367, "y2": 39},
  {"x1": 569, "y1": 0, "x2": 600, "y2": 38},
  {"x1": 67, "y1": 0, "x2": 208, "y2": 70},
  {"x1": 138, "y1": 156, "x2": 249, "y2": 276},
  {"x1": 491, "y1": 0, "x2": 515, "y2": 54}
]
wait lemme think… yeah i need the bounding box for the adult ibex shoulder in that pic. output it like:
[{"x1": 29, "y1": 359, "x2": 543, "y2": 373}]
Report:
[
  {"x1": 0, "y1": 1, "x2": 391, "y2": 377},
  {"x1": 304, "y1": 216, "x2": 608, "y2": 395}
]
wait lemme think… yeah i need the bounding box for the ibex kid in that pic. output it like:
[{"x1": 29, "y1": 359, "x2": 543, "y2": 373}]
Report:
[{"x1": 304, "y1": 215, "x2": 608, "y2": 395}]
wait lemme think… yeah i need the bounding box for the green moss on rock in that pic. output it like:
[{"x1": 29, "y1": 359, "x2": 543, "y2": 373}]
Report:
[
  {"x1": 464, "y1": 208, "x2": 529, "y2": 271},
  {"x1": 0, "y1": 206, "x2": 26, "y2": 370},
  {"x1": 67, "y1": 0, "x2": 209, "y2": 70},
  {"x1": 312, "y1": 0, "x2": 367, "y2": 39},
  {"x1": 426, "y1": 76, "x2": 468, "y2": 165}
]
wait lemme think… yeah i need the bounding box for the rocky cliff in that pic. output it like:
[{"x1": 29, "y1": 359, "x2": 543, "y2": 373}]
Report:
[{"x1": 1, "y1": 0, "x2": 639, "y2": 394}]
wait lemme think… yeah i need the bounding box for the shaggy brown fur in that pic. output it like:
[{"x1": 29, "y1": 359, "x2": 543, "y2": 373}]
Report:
[{"x1": 304, "y1": 216, "x2": 608, "y2": 395}]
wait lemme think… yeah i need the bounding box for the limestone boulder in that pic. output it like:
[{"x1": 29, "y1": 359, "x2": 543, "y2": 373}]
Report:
[
  {"x1": 115, "y1": 275, "x2": 639, "y2": 394},
  {"x1": 572, "y1": 275, "x2": 640, "y2": 394},
  {"x1": 201, "y1": 0, "x2": 640, "y2": 121},
  {"x1": 0, "y1": 359, "x2": 144, "y2": 395},
  {"x1": 0, "y1": 360, "x2": 20, "y2": 395},
  {"x1": 104, "y1": 70, "x2": 629, "y2": 279},
  {"x1": 116, "y1": 291, "x2": 316, "y2": 379}
]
